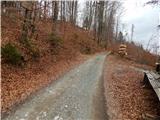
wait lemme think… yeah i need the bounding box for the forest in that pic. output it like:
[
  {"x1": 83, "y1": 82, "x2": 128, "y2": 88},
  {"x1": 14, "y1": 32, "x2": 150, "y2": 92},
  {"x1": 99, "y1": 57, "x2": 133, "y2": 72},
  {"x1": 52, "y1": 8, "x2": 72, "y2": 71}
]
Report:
[{"x1": 1, "y1": 1, "x2": 160, "y2": 120}]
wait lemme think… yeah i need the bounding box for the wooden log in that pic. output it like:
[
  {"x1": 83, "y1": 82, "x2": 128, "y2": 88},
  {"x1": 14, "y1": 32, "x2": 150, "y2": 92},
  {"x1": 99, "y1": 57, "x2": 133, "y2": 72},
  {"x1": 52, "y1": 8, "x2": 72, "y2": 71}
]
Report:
[
  {"x1": 142, "y1": 113, "x2": 160, "y2": 120},
  {"x1": 144, "y1": 71, "x2": 160, "y2": 101}
]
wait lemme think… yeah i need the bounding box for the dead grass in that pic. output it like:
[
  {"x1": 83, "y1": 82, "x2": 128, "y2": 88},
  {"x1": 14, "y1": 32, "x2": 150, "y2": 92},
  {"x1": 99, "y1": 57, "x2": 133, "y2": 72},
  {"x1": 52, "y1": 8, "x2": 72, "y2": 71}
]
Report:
[{"x1": 104, "y1": 54, "x2": 160, "y2": 120}]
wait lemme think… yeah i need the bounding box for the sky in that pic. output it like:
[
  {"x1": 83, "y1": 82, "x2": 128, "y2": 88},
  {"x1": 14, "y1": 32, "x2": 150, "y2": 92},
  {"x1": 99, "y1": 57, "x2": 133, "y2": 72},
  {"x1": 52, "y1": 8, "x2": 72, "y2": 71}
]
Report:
[
  {"x1": 120, "y1": 0, "x2": 160, "y2": 51},
  {"x1": 78, "y1": 0, "x2": 160, "y2": 53}
]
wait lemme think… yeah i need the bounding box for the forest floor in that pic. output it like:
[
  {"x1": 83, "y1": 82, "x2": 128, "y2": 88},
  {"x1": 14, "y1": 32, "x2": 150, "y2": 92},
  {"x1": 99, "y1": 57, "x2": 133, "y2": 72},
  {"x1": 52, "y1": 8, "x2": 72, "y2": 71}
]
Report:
[
  {"x1": 2, "y1": 53, "x2": 107, "y2": 120},
  {"x1": 1, "y1": 53, "x2": 91, "y2": 115},
  {"x1": 104, "y1": 54, "x2": 160, "y2": 120},
  {"x1": 1, "y1": 15, "x2": 101, "y2": 115}
]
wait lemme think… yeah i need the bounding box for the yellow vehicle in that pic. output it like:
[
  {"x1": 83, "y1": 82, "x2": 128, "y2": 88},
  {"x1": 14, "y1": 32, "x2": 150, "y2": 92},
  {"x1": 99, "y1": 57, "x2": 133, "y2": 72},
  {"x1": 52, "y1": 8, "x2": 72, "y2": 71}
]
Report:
[{"x1": 118, "y1": 44, "x2": 127, "y2": 57}]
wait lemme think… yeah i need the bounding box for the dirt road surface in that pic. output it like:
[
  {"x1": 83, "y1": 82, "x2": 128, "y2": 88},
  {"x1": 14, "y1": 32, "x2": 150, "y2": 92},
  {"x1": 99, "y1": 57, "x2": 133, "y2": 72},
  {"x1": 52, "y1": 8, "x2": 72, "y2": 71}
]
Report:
[{"x1": 3, "y1": 53, "x2": 108, "y2": 120}]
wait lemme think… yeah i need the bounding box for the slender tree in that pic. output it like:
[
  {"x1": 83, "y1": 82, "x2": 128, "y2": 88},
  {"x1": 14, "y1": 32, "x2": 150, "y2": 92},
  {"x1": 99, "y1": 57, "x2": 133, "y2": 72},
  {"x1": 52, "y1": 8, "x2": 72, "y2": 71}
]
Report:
[{"x1": 131, "y1": 24, "x2": 134, "y2": 41}]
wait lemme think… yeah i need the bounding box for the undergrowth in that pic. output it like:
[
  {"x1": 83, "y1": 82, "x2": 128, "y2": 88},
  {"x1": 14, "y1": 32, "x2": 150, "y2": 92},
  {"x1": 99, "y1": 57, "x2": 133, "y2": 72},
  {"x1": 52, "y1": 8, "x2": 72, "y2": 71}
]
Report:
[
  {"x1": 49, "y1": 33, "x2": 63, "y2": 47},
  {"x1": 48, "y1": 33, "x2": 63, "y2": 55},
  {"x1": 81, "y1": 46, "x2": 91, "y2": 54},
  {"x1": 1, "y1": 43, "x2": 23, "y2": 65},
  {"x1": 20, "y1": 38, "x2": 40, "y2": 60}
]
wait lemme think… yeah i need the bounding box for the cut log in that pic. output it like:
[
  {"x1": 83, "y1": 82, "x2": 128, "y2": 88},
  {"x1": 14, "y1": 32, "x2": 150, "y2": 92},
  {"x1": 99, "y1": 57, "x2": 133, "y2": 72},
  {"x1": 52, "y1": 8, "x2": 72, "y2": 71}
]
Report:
[
  {"x1": 143, "y1": 71, "x2": 160, "y2": 101},
  {"x1": 142, "y1": 113, "x2": 160, "y2": 120}
]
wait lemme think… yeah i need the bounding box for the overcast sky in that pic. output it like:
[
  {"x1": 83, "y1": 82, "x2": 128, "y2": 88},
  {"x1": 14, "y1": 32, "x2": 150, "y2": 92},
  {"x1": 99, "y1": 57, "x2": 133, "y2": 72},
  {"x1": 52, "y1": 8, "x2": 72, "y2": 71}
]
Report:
[
  {"x1": 121, "y1": 0, "x2": 160, "y2": 50},
  {"x1": 78, "y1": 0, "x2": 160, "y2": 53}
]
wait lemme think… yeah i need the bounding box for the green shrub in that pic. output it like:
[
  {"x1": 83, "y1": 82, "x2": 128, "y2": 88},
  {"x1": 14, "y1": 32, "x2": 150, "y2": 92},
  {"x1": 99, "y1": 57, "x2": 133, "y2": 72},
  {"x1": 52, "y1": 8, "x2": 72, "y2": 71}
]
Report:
[
  {"x1": 20, "y1": 38, "x2": 40, "y2": 59},
  {"x1": 1, "y1": 43, "x2": 22, "y2": 65},
  {"x1": 49, "y1": 33, "x2": 63, "y2": 47}
]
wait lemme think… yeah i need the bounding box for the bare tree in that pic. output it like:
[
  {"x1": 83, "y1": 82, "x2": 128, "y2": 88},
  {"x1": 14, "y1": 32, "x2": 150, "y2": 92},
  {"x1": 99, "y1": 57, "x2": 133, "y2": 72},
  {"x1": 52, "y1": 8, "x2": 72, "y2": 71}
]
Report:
[
  {"x1": 146, "y1": 0, "x2": 160, "y2": 5},
  {"x1": 21, "y1": 1, "x2": 36, "y2": 42},
  {"x1": 131, "y1": 24, "x2": 134, "y2": 41},
  {"x1": 53, "y1": 1, "x2": 59, "y2": 21},
  {"x1": 83, "y1": 1, "x2": 94, "y2": 30},
  {"x1": 83, "y1": 1, "x2": 121, "y2": 47}
]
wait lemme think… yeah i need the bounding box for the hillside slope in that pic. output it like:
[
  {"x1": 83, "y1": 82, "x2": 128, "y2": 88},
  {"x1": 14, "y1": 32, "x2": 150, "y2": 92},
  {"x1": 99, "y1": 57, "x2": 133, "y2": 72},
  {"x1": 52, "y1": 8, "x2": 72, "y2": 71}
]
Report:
[{"x1": 1, "y1": 15, "x2": 102, "y2": 114}]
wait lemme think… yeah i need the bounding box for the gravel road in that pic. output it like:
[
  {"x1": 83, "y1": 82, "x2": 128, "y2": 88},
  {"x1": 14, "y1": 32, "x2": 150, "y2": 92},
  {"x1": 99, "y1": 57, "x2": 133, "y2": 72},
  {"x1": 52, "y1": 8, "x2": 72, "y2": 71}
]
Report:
[{"x1": 3, "y1": 53, "x2": 108, "y2": 120}]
